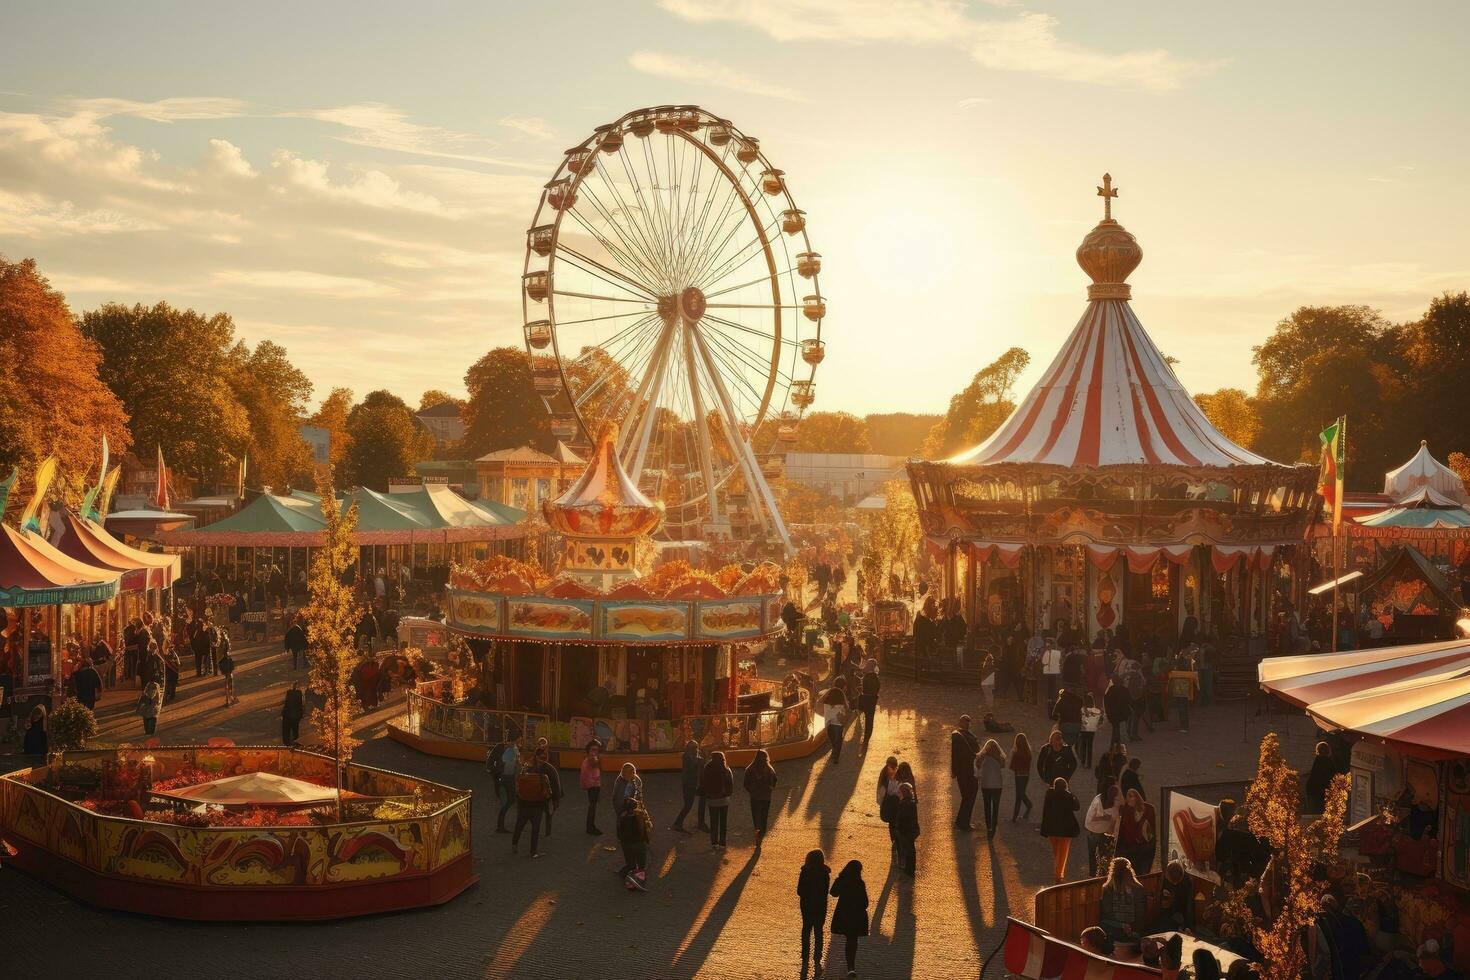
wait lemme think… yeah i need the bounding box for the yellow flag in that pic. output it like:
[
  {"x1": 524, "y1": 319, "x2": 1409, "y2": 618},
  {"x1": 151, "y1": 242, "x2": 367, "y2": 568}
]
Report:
[{"x1": 19, "y1": 455, "x2": 56, "y2": 533}]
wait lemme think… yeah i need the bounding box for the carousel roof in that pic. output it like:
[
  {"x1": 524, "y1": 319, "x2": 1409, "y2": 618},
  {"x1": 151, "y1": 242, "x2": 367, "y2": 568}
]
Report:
[
  {"x1": 164, "y1": 771, "x2": 339, "y2": 807},
  {"x1": 0, "y1": 523, "x2": 121, "y2": 607},
  {"x1": 1383, "y1": 440, "x2": 1467, "y2": 502},
  {"x1": 1357, "y1": 486, "x2": 1470, "y2": 529},
  {"x1": 946, "y1": 176, "x2": 1279, "y2": 471},
  {"x1": 543, "y1": 424, "x2": 663, "y2": 538}
]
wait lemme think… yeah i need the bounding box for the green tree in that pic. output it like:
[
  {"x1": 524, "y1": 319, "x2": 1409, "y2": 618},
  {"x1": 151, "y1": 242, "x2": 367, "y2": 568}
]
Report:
[
  {"x1": 793, "y1": 411, "x2": 871, "y2": 453},
  {"x1": 303, "y1": 469, "x2": 363, "y2": 807},
  {"x1": 418, "y1": 389, "x2": 465, "y2": 413},
  {"x1": 81, "y1": 301, "x2": 251, "y2": 481},
  {"x1": 1194, "y1": 388, "x2": 1260, "y2": 448},
  {"x1": 342, "y1": 390, "x2": 434, "y2": 490},
  {"x1": 864, "y1": 412, "x2": 943, "y2": 456},
  {"x1": 463, "y1": 347, "x2": 552, "y2": 457},
  {"x1": 228, "y1": 339, "x2": 314, "y2": 491},
  {"x1": 1400, "y1": 292, "x2": 1470, "y2": 459},
  {"x1": 0, "y1": 257, "x2": 131, "y2": 516},
  {"x1": 921, "y1": 347, "x2": 1031, "y2": 457}
]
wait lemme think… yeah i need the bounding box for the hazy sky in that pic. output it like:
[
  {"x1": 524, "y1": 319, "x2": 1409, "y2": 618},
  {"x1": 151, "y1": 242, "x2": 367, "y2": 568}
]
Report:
[{"x1": 3, "y1": 1, "x2": 1468, "y2": 418}]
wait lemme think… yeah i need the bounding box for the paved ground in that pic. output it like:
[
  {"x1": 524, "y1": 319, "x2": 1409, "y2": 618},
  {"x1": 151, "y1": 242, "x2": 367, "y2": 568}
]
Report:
[{"x1": 1, "y1": 636, "x2": 1319, "y2": 979}]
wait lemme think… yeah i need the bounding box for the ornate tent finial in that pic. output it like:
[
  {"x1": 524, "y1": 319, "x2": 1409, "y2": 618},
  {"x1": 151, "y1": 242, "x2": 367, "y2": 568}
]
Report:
[{"x1": 1077, "y1": 172, "x2": 1141, "y2": 301}]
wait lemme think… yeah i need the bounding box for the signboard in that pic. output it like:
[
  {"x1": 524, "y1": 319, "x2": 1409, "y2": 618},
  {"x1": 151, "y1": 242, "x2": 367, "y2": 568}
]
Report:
[
  {"x1": 1165, "y1": 791, "x2": 1219, "y2": 880},
  {"x1": 694, "y1": 598, "x2": 764, "y2": 640},
  {"x1": 299, "y1": 425, "x2": 330, "y2": 466},
  {"x1": 0, "y1": 580, "x2": 119, "y2": 608},
  {"x1": 505, "y1": 597, "x2": 594, "y2": 641},
  {"x1": 600, "y1": 600, "x2": 690, "y2": 642},
  {"x1": 447, "y1": 592, "x2": 501, "y2": 635}
]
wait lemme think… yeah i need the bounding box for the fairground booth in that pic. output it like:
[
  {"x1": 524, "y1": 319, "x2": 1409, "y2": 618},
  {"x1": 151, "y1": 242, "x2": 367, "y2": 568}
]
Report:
[
  {"x1": 0, "y1": 745, "x2": 474, "y2": 920},
  {"x1": 390, "y1": 426, "x2": 821, "y2": 771},
  {"x1": 908, "y1": 178, "x2": 1318, "y2": 663},
  {"x1": 1260, "y1": 644, "x2": 1470, "y2": 965},
  {"x1": 158, "y1": 484, "x2": 529, "y2": 596}
]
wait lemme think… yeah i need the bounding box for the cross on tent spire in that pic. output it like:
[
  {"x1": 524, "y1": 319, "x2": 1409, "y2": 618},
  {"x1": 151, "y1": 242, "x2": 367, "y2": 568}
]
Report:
[{"x1": 1097, "y1": 173, "x2": 1118, "y2": 221}]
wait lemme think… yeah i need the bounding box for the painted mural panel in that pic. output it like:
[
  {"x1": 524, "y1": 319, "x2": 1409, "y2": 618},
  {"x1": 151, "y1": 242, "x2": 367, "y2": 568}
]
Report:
[
  {"x1": 448, "y1": 591, "x2": 502, "y2": 634},
  {"x1": 600, "y1": 600, "x2": 690, "y2": 642},
  {"x1": 694, "y1": 598, "x2": 764, "y2": 640},
  {"x1": 506, "y1": 597, "x2": 593, "y2": 640}
]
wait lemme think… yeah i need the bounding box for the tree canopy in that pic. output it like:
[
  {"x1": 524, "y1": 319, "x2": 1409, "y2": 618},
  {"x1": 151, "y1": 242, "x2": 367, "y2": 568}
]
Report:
[
  {"x1": 341, "y1": 390, "x2": 434, "y2": 490},
  {"x1": 463, "y1": 347, "x2": 551, "y2": 457},
  {"x1": 0, "y1": 257, "x2": 131, "y2": 513},
  {"x1": 1193, "y1": 388, "x2": 1260, "y2": 449},
  {"x1": 793, "y1": 411, "x2": 872, "y2": 453},
  {"x1": 921, "y1": 346, "x2": 1030, "y2": 457},
  {"x1": 864, "y1": 412, "x2": 942, "y2": 457}
]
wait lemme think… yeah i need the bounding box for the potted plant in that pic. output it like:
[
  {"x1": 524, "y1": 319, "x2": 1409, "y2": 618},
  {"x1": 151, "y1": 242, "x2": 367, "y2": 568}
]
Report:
[{"x1": 49, "y1": 696, "x2": 99, "y2": 751}]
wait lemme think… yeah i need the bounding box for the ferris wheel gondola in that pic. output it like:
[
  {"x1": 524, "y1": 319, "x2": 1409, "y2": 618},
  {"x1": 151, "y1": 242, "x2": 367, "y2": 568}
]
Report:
[{"x1": 520, "y1": 105, "x2": 825, "y2": 554}]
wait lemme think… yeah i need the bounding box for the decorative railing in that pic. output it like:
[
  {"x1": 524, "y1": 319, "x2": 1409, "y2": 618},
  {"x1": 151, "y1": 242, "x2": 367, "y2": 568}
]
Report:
[
  {"x1": 406, "y1": 682, "x2": 816, "y2": 755},
  {"x1": 0, "y1": 747, "x2": 472, "y2": 895}
]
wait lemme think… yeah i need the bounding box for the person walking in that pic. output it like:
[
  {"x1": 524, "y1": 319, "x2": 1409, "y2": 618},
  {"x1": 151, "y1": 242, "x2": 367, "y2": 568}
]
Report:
[
  {"x1": 797, "y1": 849, "x2": 831, "y2": 977},
  {"x1": 822, "y1": 688, "x2": 848, "y2": 764},
  {"x1": 136, "y1": 681, "x2": 163, "y2": 736},
  {"x1": 893, "y1": 782, "x2": 920, "y2": 874},
  {"x1": 581, "y1": 739, "x2": 604, "y2": 835},
  {"x1": 1041, "y1": 776, "x2": 1081, "y2": 883},
  {"x1": 1041, "y1": 635, "x2": 1063, "y2": 705},
  {"x1": 975, "y1": 738, "x2": 1006, "y2": 840},
  {"x1": 1037, "y1": 729, "x2": 1078, "y2": 787},
  {"x1": 1120, "y1": 757, "x2": 1144, "y2": 801},
  {"x1": 141, "y1": 640, "x2": 164, "y2": 692},
  {"x1": 857, "y1": 660, "x2": 880, "y2": 748},
  {"x1": 217, "y1": 642, "x2": 237, "y2": 706},
  {"x1": 72, "y1": 658, "x2": 103, "y2": 712},
  {"x1": 612, "y1": 762, "x2": 643, "y2": 816},
  {"x1": 1104, "y1": 676, "x2": 1132, "y2": 751},
  {"x1": 1170, "y1": 647, "x2": 1197, "y2": 732},
  {"x1": 1118, "y1": 787, "x2": 1157, "y2": 874},
  {"x1": 191, "y1": 619, "x2": 211, "y2": 678},
  {"x1": 950, "y1": 714, "x2": 980, "y2": 830},
  {"x1": 1079, "y1": 694, "x2": 1102, "y2": 769},
  {"x1": 979, "y1": 652, "x2": 997, "y2": 709},
  {"x1": 1051, "y1": 684, "x2": 1084, "y2": 752},
  {"x1": 700, "y1": 750, "x2": 734, "y2": 848},
  {"x1": 22, "y1": 704, "x2": 48, "y2": 759},
  {"x1": 489, "y1": 733, "x2": 523, "y2": 833},
  {"x1": 1304, "y1": 740, "x2": 1337, "y2": 813},
  {"x1": 511, "y1": 746, "x2": 557, "y2": 857},
  {"x1": 672, "y1": 740, "x2": 707, "y2": 833},
  {"x1": 162, "y1": 646, "x2": 180, "y2": 703},
  {"x1": 743, "y1": 748, "x2": 778, "y2": 843},
  {"x1": 616, "y1": 797, "x2": 652, "y2": 889},
  {"x1": 281, "y1": 680, "x2": 304, "y2": 745},
  {"x1": 876, "y1": 755, "x2": 900, "y2": 852},
  {"x1": 829, "y1": 860, "x2": 870, "y2": 979},
  {"x1": 1009, "y1": 732, "x2": 1035, "y2": 821},
  {"x1": 1084, "y1": 782, "x2": 1122, "y2": 878},
  {"x1": 284, "y1": 615, "x2": 308, "y2": 670}
]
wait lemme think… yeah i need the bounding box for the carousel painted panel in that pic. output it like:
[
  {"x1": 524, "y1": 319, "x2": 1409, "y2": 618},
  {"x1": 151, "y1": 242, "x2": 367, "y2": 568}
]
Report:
[
  {"x1": 448, "y1": 591, "x2": 503, "y2": 635},
  {"x1": 764, "y1": 595, "x2": 784, "y2": 632},
  {"x1": 431, "y1": 797, "x2": 472, "y2": 868},
  {"x1": 505, "y1": 596, "x2": 594, "y2": 640},
  {"x1": 694, "y1": 598, "x2": 764, "y2": 640},
  {"x1": 600, "y1": 600, "x2": 691, "y2": 642},
  {"x1": 644, "y1": 720, "x2": 676, "y2": 751},
  {"x1": 200, "y1": 828, "x2": 325, "y2": 886},
  {"x1": 322, "y1": 819, "x2": 426, "y2": 884},
  {"x1": 99, "y1": 817, "x2": 201, "y2": 884}
]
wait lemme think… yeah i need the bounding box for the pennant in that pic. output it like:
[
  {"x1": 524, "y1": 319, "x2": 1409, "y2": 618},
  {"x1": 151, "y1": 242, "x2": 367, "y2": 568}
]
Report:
[
  {"x1": 0, "y1": 465, "x2": 17, "y2": 519},
  {"x1": 238, "y1": 453, "x2": 248, "y2": 499},
  {"x1": 155, "y1": 444, "x2": 171, "y2": 509},
  {"x1": 20, "y1": 455, "x2": 57, "y2": 534},
  {"x1": 81, "y1": 437, "x2": 108, "y2": 521},
  {"x1": 1317, "y1": 417, "x2": 1346, "y2": 531},
  {"x1": 99, "y1": 465, "x2": 122, "y2": 519}
]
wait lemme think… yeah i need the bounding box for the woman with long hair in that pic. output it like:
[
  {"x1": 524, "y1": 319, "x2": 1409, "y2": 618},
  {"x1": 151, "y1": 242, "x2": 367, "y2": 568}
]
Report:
[
  {"x1": 699, "y1": 750, "x2": 734, "y2": 848},
  {"x1": 1009, "y1": 732, "x2": 1034, "y2": 821},
  {"x1": 1118, "y1": 787, "x2": 1157, "y2": 874},
  {"x1": 975, "y1": 738, "x2": 1007, "y2": 839},
  {"x1": 893, "y1": 782, "x2": 921, "y2": 874},
  {"x1": 1098, "y1": 856, "x2": 1147, "y2": 944},
  {"x1": 743, "y1": 748, "x2": 778, "y2": 841},
  {"x1": 829, "y1": 859, "x2": 870, "y2": 978},
  {"x1": 1040, "y1": 776, "x2": 1080, "y2": 884},
  {"x1": 876, "y1": 755, "x2": 900, "y2": 852},
  {"x1": 797, "y1": 849, "x2": 831, "y2": 975}
]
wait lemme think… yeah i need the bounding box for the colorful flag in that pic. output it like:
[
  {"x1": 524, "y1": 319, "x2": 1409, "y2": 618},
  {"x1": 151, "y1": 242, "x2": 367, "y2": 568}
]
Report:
[
  {"x1": 99, "y1": 465, "x2": 122, "y2": 519},
  {"x1": 1317, "y1": 417, "x2": 1346, "y2": 530},
  {"x1": 238, "y1": 453, "x2": 248, "y2": 498},
  {"x1": 81, "y1": 435, "x2": 109, "y2": 521},
  {"x1": 20, "y1": 455, "x2": 57, "y2": 534},
  {"x1": 155, "y1": 445, "x2": 170, "y2": 509}
]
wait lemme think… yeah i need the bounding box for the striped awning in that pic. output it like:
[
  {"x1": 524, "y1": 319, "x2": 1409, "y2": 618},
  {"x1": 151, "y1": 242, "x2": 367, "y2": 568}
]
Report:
[
  {"x1": 948, "y1": 300, "x2": 1271, "y2": 469},
  {"x1": 999, "y1": 918, "x2": 1161, "y2": 979},
  {"x1": 1258, "y1": 642, "x2": 1470, "y2": 708}
]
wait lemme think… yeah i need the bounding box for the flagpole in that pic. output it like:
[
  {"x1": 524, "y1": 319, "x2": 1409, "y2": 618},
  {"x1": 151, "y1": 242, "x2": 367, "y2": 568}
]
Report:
[{"x1": 1331, "y1": 526, "x2": 1340, "y2": 653}]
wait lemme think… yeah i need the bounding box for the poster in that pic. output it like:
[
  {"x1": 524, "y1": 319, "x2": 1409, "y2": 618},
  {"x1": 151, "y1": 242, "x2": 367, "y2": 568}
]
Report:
[
  {"x1": 447, "y1": 591, "x2": 501, "y2": 634},
  {"x1": 1165, "y1": 791, "x2": 1218, "y2": 879}
]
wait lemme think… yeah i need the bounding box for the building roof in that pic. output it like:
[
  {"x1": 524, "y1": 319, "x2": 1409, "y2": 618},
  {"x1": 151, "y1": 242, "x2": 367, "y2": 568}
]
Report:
[
  {"x1": 552, "y1": 440, "x2": 586, "y2": 465},
  {"x1": 544, "y1": 424, "x2": 662, "y2": 538},
  {"x1": 0, "y1": 524, "x2": 120, "y2": 607},
  {"x1": 476, "y1": 446, "x2": 560, "y2": 465},
  {"x1": 416, "y1": 402, "x2": 463, "y2": 419},
  {"x1": 1383, "y1": 440, "x2": 1467, "y2": 502},
  {"x1": 1357, "y1": 486, "x2": 1470, "y2": 529},
  {"x1": 944, "y1": 186, "x2": 1279, "y2": 470}
]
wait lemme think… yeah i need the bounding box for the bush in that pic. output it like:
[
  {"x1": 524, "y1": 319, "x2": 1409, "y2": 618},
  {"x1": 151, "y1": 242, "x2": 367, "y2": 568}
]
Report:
[{"x1": 49, "y1": 697, "x2": 98, "y2": 750}]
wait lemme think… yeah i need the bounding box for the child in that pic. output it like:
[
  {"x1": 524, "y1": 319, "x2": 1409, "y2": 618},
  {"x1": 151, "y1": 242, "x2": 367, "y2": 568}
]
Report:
[{"x1": 1079, "y1": 693, "x2": 1102, "y2": 768}]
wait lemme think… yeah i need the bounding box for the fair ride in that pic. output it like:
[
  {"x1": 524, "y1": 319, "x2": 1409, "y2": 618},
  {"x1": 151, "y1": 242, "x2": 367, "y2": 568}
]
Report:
[{"x1": 521, "y1": 105, "x2": 827, "y2": 555}]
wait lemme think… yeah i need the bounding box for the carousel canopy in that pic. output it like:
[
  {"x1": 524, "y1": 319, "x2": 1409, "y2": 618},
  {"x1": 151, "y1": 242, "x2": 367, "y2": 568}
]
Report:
[
  {"x1": 163, "y1": 771, "x2": 338, "y2": 807},
  {"x1": 0, "y1": 523, "x2": 121, "y2": 607},
  {"x1": 1358, "y1": 486, "x2": 1470, "y2": 529},
  {"x1": 51, "y1": 509, "x2": 181, "y2": 590},
  {"x1": 1260, "y1": 640, "x2": 1470, "y2": 758},
  {"x1": 1384, "y1": 440, "x2": 1467, "y2": 503}
]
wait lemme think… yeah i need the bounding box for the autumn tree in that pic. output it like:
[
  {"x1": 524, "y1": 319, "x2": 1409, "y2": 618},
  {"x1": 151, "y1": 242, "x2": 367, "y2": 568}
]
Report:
[
  {"x1": 1232, "y1": 733, "x2": 1350, "y2": 980},
  {"x1": 921, "y1": 347, "x2": 1030, "y2": 458},
  {"x1": 228, "y1": 339, "x2": 314, "y2": 490},
  {"x1": 1194, "y1": 388, "x2": 1260, "y2": 448},
  {"x1": 341, "y1": 390, "x2": 434, "y2": 490},
  {"x1": 864, "y1": 412, "x2": 943, "y2": 457},
  {"x1": 859, "y1": 479, "x2": 922, "y2": 602},
  {"x1": 418, "y1": 389, "x2": 465, "y2": 413},
  {"x1": 463, "y1": 347, "x2": 552, "y2": 457},
  {"x1": 1399, "y1": 291, "x2": 1470, "y2": 459},
  {"x1": 0, "y1": 257, "x2": 131, "y2": 516},
  {"x1": 81, "y1": 301, "x2": 251, "y2": 482},
  {"x1": 310, "y1": 387, "x2": 354, "y2": 469},
  {"x1": 303, "y1": 468, "x2": 362, "y2": 805},
  {"x1": 793, "y1": 411, "x2": 872, "y2": 453}
]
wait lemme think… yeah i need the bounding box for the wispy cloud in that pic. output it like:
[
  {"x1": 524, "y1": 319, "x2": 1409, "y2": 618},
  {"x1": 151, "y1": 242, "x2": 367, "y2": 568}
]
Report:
[
  {"x1": 956, "y1": 96, "x2": 989, "y2": 109},
  {"x1": 498, "y1": 115, "x2": 557, "y2": 141},
  {"x1": 656, "y1": 0, "x2": 1225, "y2": 91},
  {"x1": 288, "y1": 103, "x2": 543, "y2": 169},
  {"x1": 67, "y1": 96, "x2": 251, "y2": 122},
  {"x1": 213, "y1": 268, "x2": 397, "y2": 299},
  {"x1": 629, "y1": 51, "x2": 808, "y2": 102}
]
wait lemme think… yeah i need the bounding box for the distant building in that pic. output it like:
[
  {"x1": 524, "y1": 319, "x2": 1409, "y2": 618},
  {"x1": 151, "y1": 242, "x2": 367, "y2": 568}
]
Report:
[
  {"x1": 113, "y1": 453, "x2": 197, "y2": 512},
  {"x1": 406, "y1": 459, "x2": 479, "y2": 496},
  {"x1": 299, "y1": 425, "x2": 331, "y2": 466},
  {"x1": 781, "y1": 452, "x2": 905, "y2": 503},
  {"x1": 475, "y1": 443, "x2": 586, "y2": 513},
  {"x1": 416, "y1": 402, "x2": 466, "y2": 448}
]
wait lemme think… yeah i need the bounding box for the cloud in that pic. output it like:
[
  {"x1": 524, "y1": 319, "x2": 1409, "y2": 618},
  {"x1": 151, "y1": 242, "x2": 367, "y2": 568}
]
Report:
[
  {"x1": 201, "y1": 138, "x2": 257, "y2": 178},
  {"x1": 67, "y1": 96, "x2": 251, "y2": 122},
  {"x1": 213, "y1": 268, "x2": 397, "y2": 299},
  {"x1": 656, "y1": 0, "x2": 1225, "y2": 91},
  {"x1": 271, "y1": 150, "x2": 450, "y2": 215},
  {"x1": 629, "y1": 51, "x2": 808, "y2": 102},
  {"x1": 289, "y1": 102, "x2": 543, "y2": 169},
  {"x1": 956, "y1": 96, "x2": 989, "y2": 109},
  {"x1": 498, "y1": 115, "x2": 557, "y2": 141}
]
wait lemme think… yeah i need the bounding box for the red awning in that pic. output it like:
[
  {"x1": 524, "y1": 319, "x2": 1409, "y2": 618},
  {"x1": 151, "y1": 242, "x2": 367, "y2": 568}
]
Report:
[
  {"x1": 51, "y1": 510, "x2": 180, "y2": 591},
  {"x1": 0, "y1": 524, "x2": 121, "y2": 607}
]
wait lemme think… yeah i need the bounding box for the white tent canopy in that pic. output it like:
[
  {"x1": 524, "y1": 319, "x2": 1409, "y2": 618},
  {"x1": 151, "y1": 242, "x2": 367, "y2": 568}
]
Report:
[{"x1": 1384, "y1": 440, "x2": 1467, "y2": 504}]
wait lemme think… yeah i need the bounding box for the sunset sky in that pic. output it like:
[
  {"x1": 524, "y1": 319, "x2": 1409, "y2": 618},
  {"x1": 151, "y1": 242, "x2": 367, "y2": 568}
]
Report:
[{"x1": 4, "y1": 1, "x2": 1468, "y2": 418}]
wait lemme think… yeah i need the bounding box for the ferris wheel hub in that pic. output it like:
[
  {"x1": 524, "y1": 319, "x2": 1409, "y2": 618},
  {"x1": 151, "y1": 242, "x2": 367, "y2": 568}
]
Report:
[{"x1": 679, "y1": 286, "x2": 707, "y2": 322}]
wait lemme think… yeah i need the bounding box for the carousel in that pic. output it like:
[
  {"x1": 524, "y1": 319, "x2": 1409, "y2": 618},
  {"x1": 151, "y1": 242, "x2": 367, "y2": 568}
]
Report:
[
  {"x1": 908, "y1": 176, "x2": 1319, "y2": 655},
  {"x1": 389, "y1": 424, "x2": 822, "y2": 771}
]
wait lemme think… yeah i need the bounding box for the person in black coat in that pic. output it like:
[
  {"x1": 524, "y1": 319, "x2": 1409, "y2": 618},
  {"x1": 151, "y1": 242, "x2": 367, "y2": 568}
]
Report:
[
  {"x1": 893, "y1": 782, "x2": 921, "y2": 874},
  {"x1": 858, "y1": 661, "x2": 881, "y2": 748},
  {"x1": 1036, "y1": 729, "x2": 1079, "y2": 785},
  {"x1": 1041, "y1": 776, "x2": 1081, "y2": 883},
  {"x1": 951, "y1": 714, "x2": 980, "y2": 830},
  {"x1": 72, "y1": 661, "x2": 103, "y2": 711},
  {"x1": 1304, "y1": 741, "x2": 1337, "y2": 813},
  {"x1": 797, "y1": 849, "x2": 831, "y2": 975},
  {"x1": 282, "y1": 680, "x2": 305, "y2": 745},
  {"x1": 830, "y1": 860, "x2": 869, "y2": 978},
  {"x1": 1103, "y1": 679, "x2": 1132, "y2": 749},
  {"x1": 284, "y1": 616, "x2": 308, "y2": 670}
]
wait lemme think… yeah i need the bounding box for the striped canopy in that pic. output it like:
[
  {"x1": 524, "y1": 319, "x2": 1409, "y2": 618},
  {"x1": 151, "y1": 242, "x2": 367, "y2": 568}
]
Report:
[
  {"x1": 1384, "y1": 440, "x2": 1467, "y2": 502},
  {"x1": 1259, "y1": 640, "x2": 1470, "y2": 757},
  {"x1": 1357, "y1": 486, "x2": 1470, "y2": 529},
  {"x1": 999, "y1": 918, "x2": 1161, "y2": 979},
  {"x1": 948, "y1": 300, "x2": 1271, "y2": 469}
]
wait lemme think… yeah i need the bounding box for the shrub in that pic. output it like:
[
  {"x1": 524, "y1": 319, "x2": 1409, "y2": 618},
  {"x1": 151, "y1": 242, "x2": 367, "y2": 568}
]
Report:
[{"x1": 49, "y1": 697, "x2": 98, "y2": 750}]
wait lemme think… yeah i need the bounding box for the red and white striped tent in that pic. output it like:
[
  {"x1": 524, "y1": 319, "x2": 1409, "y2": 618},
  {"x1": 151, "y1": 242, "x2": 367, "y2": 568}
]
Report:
[
  {"x1": 1259, "y1": 641, "x2": 1470, "y2": 759},
  {"x1": 947, "y1": 300, "x2": 1269, "y2": 469},
  {"x1": 996, "y1": 918, "x2": 1161, "y2": 979}
]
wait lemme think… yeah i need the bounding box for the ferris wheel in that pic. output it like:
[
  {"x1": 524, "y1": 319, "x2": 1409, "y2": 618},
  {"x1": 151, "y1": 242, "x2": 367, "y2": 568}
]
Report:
[{"x1": 521, "y1": 105, "x2": 825, "y2": 554}]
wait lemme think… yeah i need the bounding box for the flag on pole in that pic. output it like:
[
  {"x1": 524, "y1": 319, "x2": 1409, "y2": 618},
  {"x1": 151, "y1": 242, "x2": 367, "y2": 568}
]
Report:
[
  {"x1": 81, "y1": 435, "x2": 109, "y2": 521},
  {"x1": 238, "y1": 453, "x2": 248, "y2": 499},
  {"x1": 155, "y1": 445, "x2": 171, "y2": 509},
  {"x1": 1317, "y1": 417, "x2": 1346, "y2": 530},
  {"x1": 99, "y1": 465, "x2": 121, "y2": 520},
  {"x1": 20, "y1": 455, "x2": 57, "y2": 534}
]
